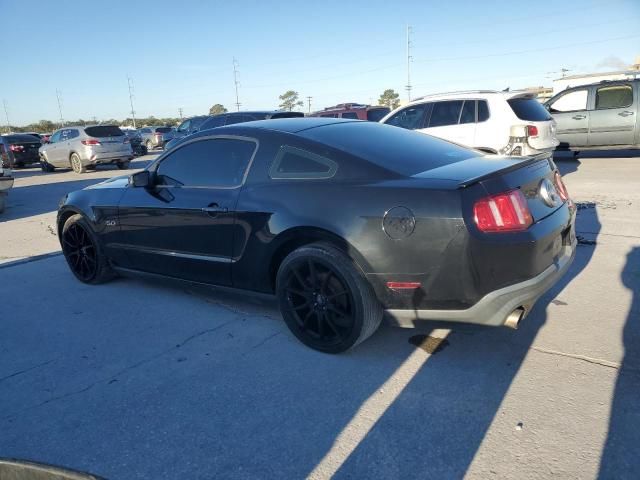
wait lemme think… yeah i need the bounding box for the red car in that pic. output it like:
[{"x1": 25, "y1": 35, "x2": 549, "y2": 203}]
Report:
[{"x1": 311, "y1": 103, "x2": 390, "y2": 121}]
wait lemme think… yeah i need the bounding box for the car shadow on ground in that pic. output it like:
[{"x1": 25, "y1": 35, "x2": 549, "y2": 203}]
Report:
[
  {"x1": 598, "y1": 246, "x2": 640, "y2": 479},
  {"x1": 1, "y1": 177, "x2": 110, "y2": 222}
]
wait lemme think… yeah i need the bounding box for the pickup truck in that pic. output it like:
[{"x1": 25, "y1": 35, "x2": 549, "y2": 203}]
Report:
[{"x1": 545, "y1": 78, "x2": 639, "y2": 151}]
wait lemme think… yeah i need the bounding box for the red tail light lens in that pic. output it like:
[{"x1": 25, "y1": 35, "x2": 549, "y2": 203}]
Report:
[
  {"x1": 386, "y1": 282, "x2": 421, "y2": 290},
  {"x1": 9, "y1": 144, "x2": 24, "y2": 152},
  {"x1": 527, "y1": 125, "x2": 539, "y2": 137},
  {"x1": 554, "y1": 171, "x2": 569, "y2": 202},
  {"x1": 473, "y1": 189, "x2": 533, "y2": 233},
  {"x1": 81, "y1": 139, "x2": 101, "y2": 145}
]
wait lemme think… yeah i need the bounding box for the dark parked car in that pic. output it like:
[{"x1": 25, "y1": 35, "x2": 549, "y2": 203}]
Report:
[
  {"x1": 164, "y1": 111, "x2": 304, "y2": 151},
  {"x1": 0, "y1": 133, "x2": 42, "y2": 167},
  {"x1": 310, "y1": 103, "x2": 390, "y2": 121},
  {"x1": 57, "y1": 118, "x2": 576, "y2": 353},
  {"x1": 162, "y1": 115, "x2": 209, "y2": 147}
]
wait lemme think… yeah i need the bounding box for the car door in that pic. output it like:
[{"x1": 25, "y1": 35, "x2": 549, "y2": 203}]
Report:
[
  {"x1": 546, "y1": 88, "x2": 590, "y2": 147},
  {"x1": 588, "y1": 82, "x2": 636, "y2": 146},
  {"x1": 419, "y1": 100, "x2": 476, "y2": 146},
  {"x1": 44, "y1": 130, "x2": 63, "y2": 165},
  {"x1": 116, "y1": 136, "x2": 258, "y2": 286}
]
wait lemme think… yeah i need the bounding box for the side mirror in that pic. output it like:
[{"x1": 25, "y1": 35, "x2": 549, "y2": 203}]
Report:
[{"x1": 130, "y1": 170, "x2": 153, "y2": 188}]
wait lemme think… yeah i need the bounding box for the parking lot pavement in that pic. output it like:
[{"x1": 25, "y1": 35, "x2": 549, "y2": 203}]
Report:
[{"x1": 0, "y1": 155, "x2": 639, "y2": 479}]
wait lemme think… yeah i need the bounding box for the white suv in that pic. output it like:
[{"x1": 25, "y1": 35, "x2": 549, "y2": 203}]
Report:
[{"x1": 380, "y1": 90, "x2": 559, "y2": 156}]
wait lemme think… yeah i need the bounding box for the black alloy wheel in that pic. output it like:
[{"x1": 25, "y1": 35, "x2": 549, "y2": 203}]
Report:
[
  {"x1": 61, "y1": 215, "x2": 114, "y2": 284},
  {"x1": 277, "y1": 243, "x2": 382, "y2": 353}
]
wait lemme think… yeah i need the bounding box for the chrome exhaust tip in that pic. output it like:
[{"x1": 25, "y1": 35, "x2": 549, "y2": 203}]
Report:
[{"x1": 504, "y1": 307, "x2": 525, "y2": 329}]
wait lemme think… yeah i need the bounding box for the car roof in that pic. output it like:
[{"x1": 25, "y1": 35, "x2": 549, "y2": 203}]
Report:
[
  {"x1": 214, "y1": 117, "x2": 356, "y2": 133},
  {"x1": 410, "y1": 90, "x2": 534, "y2": 103}
]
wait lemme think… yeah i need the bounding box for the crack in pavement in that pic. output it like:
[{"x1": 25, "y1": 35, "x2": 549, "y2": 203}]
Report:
[
  {"x1": 0, "y1": 359, "x2": 56, "y2": 384},
  {"x1": 532, "y1": 346, "x2": 625, "y2": 370},
  {"x1": 1, "y1": 320, "x2": 236, "y2": 420}
]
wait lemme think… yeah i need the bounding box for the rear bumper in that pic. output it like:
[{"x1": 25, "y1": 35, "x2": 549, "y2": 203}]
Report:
[{"x1": 385, "y1": 238, "x2": 576, "y2": 328}]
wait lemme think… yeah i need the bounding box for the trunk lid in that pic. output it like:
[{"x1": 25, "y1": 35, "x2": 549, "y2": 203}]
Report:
[{"x1": 84, "y1": 126, "x2": 129, "y2": 154}]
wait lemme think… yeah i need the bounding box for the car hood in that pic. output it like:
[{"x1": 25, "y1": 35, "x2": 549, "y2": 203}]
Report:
[
  {"x1": 85, "y1": 175, "x2": 130, "y2": 190},
  {"x1": 413, "y1": 155, "x2": 544, "y2": 187}
]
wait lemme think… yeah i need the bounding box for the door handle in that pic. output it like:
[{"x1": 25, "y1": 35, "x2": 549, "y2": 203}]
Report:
[
  {"x1": 202, "y1": 204, "x2": 228, "y2": 214},
  {"x1": 618, "y1": 111, "x2": 634, "y2": 117},
  {"x1": 572, "y1": 114, "x2": 586, "y2": 120}
]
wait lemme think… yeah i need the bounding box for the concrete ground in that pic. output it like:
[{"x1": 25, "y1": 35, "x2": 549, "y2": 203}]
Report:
[{"x1": 0, "y1": 152, "x2": 638, "y2": 479}]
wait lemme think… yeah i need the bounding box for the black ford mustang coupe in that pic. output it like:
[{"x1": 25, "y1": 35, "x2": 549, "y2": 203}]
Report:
[{"x1": 58, "y1": 118, "x2": 576, "y2": 353}]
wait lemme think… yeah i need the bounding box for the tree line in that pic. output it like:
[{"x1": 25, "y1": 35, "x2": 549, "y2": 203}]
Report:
[{"x1": 5, "y1": 89, "x2": 403, "y2": 132}]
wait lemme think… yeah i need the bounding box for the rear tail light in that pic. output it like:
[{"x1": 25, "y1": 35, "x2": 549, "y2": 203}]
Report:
[
  {"x1": 387, "y1": 282, "x2": 421, "y2": 290},
  {"x1": 9, "y1": 144, "x2": 24, "y2": 152},
  {"x1": 81, "y1": 139, "x2": 101, "y2": 145},
  {"x1": 527, "y1": 125, "x2": 538, "y2": 137},
  {"x1": 554, "y1": 171, "x2": 569, "y2": 202},
  {"x1": 473, "y1": 189, "x2": 533, "y2": 233}
]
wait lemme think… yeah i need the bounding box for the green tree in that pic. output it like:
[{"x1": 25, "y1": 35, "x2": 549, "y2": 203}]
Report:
[
  {"x1": 378, "y1": 89, "x2": 400, "y2": 109},
  {"x1": 279, "y1": 90, "x2": 303, "y2": 111},
  {"x1": 209, "y1": 104, "x2": 228, "y2": 115}
]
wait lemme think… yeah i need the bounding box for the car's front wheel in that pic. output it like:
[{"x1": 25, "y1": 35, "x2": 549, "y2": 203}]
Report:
[
  {"x1": 61, "y1": 214, "x2": 115, "y2": 284},
  {"x1": 276, "y1": 243, "x2": 382, "y2": 353}
]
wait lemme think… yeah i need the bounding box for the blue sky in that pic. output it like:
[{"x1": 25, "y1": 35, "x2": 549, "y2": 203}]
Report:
[{"x1": 1, "y1": 0, "x2": 639, "y2": 125}]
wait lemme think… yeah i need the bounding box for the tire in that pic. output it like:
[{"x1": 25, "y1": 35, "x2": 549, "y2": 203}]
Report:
[
  {"x1": 40, "y1": 160, "x2": 55, "y2": 172},
  {"x1": 61, "y1": 214, "x2": 115, "y2": 284},
  {"x1": 15, "y1": 162, "x2": 25, "y2": 169},
  {"x1": 276, "y1": 242, "x2": 382, "y2": 353},
  {"x1": 0, "y1": 194, "x2": 5, "y2": 213},
  {"x1": 70, "y1": 153, "x2": 86, "y2": 174},
  {"x1": 117, "y1": 161, "x2": 130, "y2": 170}
]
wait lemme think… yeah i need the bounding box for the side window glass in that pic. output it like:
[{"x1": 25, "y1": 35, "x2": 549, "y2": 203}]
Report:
[
  {"x1": 341, "y1": 112, "x2": 359, "y2": 119},
  {"x1": 428, "y1": 100, "x2": 464, "y2": 127},
  {"x1": 177, "y1": 120, "x2": 190, "y2": 132},
  {"x1": 477, "y1": 101, "x2": 490, "y2": 122},
  {"x1": 49, "y1": 131, "x2": 61, "y2": 143},
  {"x1": 548, "y1": 90, "x2": 588, "y2": 112},
  {"x1": 156, "y1": 138, "x2": 256, "y2": 187},
  {"x1": 70, "y1": 129, "x2": 80, "y2": 139},
  {"x1": 459, "y1": 100, "x2": 475, "y2": 124},
  {"x1": 385, "y1": 104, "x2": 427, "y2": 130},
  {"x1": 595, "y1": 85, "x2": 633, "y2": 110},
  {"x1": 269, "y1": 146, "x2": 338, "y2": 179}
]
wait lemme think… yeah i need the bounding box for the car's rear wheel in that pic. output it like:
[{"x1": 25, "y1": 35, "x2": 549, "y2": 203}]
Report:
[
  {"x1": 70, "y1": 153, "x2": 86, "y2": 174},
  {"x1": 117, "y1": 161, "x2": 130, "y2": 170},
  {"x1": 0, "y1": 194, "x2": 5, "y2": 213},
  {"x1": 276, "y1": 243, "x2": 382, "y2": 353},
  {"x1": 61, "y1": 214, "x2": 114, "y2": 284}
]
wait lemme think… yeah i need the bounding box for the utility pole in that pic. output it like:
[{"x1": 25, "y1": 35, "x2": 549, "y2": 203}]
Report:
[
  {"x1": 178, "y1": 108, "x2": 183, "y2": 120},
  {"x1": 2, "y1": 100, "x2": 10, "y2": 133},
  {"x1": 56, "y1": 89, "x2": 65, "y2": 128},
  {"x1": 561, "y1": 68, "x2": 570, "y2": 78},
  {"x1": 405, "y1": 24, "x2": 413, "y2": 102},
  {"x1": 306, "y1": 96, "x2": 312, "y2": 114},
  {"x1": 127, "y1": 76, "x2": 137, "y2": 128},
  {"x1": 233, "y1": 57, "x2": 241, "y2": 112}
]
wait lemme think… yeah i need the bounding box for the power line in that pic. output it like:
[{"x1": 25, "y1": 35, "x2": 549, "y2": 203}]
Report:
[
  {"x1": 2, "y1": 100, "x2": 10, "y2": 133},
  {"x1": 55, "y1": 89, "x2": 64, "y2": 128},
  {"x1": 127, "y1": 76, "x2": 137, "y2": 128},
  {"x1": 233, "y1": 57, "x2": 241, "y2": 112}
]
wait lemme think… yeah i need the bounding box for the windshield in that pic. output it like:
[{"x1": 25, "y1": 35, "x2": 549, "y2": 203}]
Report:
[
  {"x1": 507, "y1": 97, "x2": 552, "y2": 121},
  {"x1": 301, "y1": 121, "x2": 475, "y2": 176},
  {"x1": 84, "y1": 126, "x2": 124, "y2": 137}
]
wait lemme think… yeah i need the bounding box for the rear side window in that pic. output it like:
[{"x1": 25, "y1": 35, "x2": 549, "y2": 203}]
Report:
[
  {"x1": 428, "y1": 100, "x2": 463, "y2": 127},
  {"x1": 270, "y1": 146, "x2": 337, "y2": 179},
  {"x1": 157, "y1": 138, "x2": 256, "y2": 187},
  {"x1": 385, "y1": 104, "x2": 428, "y2": 130},
  {"x1": 459, "y1": 100, "x2": 475, "y2": 124},
  {"x1": 478, "y1": 101, "x2": 490, "y2": 122},
  {"x1": 319, "y1": 113, "x2": 338, "y2": 118},
  {"x1": 85, "y1": 126, "x2": 124, "y2": 137},
  {"x1": 595, "y1": 85, "x2": 633, "y2": 109},
  {"x1": 225, "y1": 114, "x2": 255, "y2": 125},
  {"x1": 508, "y1": 97, "x2": 551, "y2": 121},
  {"x1": 271, "y1": 112, "x2": 305, "y2": 119},
  {"x1": 341, "y1": 112, "x2": 359, "y2": 119},
  {"x1": 548, "y1": 90, "x2": 588, "y2": 113},
  {"x1": 201, "y1": 116, "x2": 226, "y2": 129},
  {"x1": 366, "y1": 107, "x2": 390, "y2": 122}
]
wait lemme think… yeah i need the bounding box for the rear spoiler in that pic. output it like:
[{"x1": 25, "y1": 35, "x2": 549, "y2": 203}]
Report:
[{"x1": 457, "y1": 155, "x2": 552, "y2": 188}]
